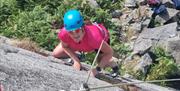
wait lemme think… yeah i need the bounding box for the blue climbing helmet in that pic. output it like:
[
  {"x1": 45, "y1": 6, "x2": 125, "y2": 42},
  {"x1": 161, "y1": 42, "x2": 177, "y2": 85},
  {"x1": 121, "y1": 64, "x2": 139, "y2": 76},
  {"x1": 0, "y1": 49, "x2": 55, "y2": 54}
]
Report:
[{"x1": 63, "y1": 9, "x2": 84, "y2": 31}]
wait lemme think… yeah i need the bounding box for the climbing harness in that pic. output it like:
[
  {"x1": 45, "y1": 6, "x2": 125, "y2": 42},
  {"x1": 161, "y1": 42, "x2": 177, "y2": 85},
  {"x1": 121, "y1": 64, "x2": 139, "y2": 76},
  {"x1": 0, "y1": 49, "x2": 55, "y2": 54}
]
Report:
[{"x1": 93, "y1": 22, "x2": 108, "y2": 39}]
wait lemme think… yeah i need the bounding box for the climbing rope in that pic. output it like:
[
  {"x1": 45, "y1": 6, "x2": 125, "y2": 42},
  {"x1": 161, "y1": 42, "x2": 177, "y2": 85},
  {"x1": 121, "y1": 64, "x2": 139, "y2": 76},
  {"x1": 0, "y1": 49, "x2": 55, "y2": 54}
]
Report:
[
  {"x1": 81, "y1": 23, "x2": 108, "y2": 90},
  {"x1": 80, "y1": 78, "x2": 180, "y2": 91},
  {"x1": 79, "y1": 40, "x2": 104, "y2": 91},
  {"x1": 85, "y1": 40, "x2": 104, "y2": 84}
]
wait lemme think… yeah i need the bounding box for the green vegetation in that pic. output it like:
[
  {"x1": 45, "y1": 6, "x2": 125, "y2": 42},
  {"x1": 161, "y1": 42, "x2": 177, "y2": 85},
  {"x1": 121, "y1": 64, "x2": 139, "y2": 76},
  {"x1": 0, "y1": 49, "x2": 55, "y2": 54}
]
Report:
[
  {"x1": 121, "y1": 47, "x2": 180, "y2": 86},
  {"x1": 121, "y1": 54, "x2": 146, "y2": 80},
  {"x1": 96, "y1": 0, "x2": 124, "y2": 12},
  {"x1": 146, "y1": 47, "x2": 180, "y2": 86},
  {"x1": 2, "y1": 6, "x2": 57, "y2": 50},
  {"x1": 0, "y1": 0, "x2": 116, "y2": 51},
  {"x1": 110, "y1": 29, "x2": 132, "y2": 58},
  {"x1": 0, "y1": 0, "x2": 128, "y2": 69}
]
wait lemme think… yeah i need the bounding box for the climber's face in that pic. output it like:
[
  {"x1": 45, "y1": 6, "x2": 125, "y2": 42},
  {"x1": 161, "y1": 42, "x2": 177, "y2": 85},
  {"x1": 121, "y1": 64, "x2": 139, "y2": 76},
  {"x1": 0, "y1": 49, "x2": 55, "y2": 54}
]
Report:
[{"x1": 68, "y1": 27, "x2": 85, "y2": 43}]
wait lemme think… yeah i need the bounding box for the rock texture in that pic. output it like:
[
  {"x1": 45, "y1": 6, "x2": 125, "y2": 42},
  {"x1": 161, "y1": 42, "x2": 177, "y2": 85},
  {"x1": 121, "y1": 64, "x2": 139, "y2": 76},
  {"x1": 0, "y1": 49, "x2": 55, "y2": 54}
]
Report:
[
  {"x1": 87, "y1": 0, "x2": 99, "y2": 8},
  {"x1": 133, "y1": 23, "x2": 180, "y2": 63},
  {"x1": 0, "y1": 43, "x2": 122, "y2": 91}
]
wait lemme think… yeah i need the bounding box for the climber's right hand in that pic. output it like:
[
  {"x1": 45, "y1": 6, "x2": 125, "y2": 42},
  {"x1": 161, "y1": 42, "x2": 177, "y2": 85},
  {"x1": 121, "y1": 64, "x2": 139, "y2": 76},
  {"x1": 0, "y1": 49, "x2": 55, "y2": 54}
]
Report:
[{"x1": 73, "y1": 61, "x2": 81, "y2": 71}]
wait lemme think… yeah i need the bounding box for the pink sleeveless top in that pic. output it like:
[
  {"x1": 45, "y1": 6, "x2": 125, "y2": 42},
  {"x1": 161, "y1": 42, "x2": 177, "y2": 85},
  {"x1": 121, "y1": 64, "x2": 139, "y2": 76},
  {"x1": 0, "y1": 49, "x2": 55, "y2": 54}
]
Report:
[{"x1": 58, "y1": 24, "x2": 109, "y2": 52}]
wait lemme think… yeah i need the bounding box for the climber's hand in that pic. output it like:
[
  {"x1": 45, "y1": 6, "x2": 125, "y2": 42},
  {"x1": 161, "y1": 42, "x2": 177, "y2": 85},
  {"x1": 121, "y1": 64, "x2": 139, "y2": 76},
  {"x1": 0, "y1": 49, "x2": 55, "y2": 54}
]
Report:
[{"x1": 73, "y1": 61, "x2": 81, "y2": 70}]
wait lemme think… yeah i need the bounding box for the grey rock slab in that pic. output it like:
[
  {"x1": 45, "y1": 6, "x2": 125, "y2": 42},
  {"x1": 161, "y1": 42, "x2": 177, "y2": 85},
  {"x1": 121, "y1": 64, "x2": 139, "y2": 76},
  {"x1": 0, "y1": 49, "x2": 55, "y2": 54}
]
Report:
[
  {"x1": 0, "y1": 36, "x2": 10, "y2": 44},
  {"x1": 122, "y1": 77, "x2": 178, "y2": 91},
  {"x1": 133, "y1": 22, "x2": 180, "y2": 64},
  {"x1": 134, "y1": 53, "x2": 153, "y2": 74},
  {"x1": 167, "y1": 37, "x2": 180, "y2": 64},
  {"x1": 0, "y1": 43, "x2": 122, "y2": 91},
  {"x1": 134, "y1": 23, "x2": 178, "y2": 52},
  {"x1": 166, "y1": 8, "x2": 179, "y2": 18}
]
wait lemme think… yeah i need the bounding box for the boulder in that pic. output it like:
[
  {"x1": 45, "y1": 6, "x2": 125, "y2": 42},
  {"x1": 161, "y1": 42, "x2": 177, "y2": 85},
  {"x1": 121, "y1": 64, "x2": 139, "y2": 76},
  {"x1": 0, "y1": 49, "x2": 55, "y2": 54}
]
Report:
[
  {"x1": 134, "y1": 53, "x2": 153, "y2": 74},
  {"x1": 166, "y1": 37, "x2": 180, "y2": 64},
  {"x1": 133, "y1": 23, "x2": 180, "y2": 63}
]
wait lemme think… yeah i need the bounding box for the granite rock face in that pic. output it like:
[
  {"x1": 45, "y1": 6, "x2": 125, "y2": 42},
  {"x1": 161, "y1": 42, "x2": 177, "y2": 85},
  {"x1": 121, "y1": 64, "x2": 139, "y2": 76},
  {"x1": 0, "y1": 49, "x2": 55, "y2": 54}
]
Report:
[{"x1": 0, "y1": 43, "x2": 122, "y2": 91}]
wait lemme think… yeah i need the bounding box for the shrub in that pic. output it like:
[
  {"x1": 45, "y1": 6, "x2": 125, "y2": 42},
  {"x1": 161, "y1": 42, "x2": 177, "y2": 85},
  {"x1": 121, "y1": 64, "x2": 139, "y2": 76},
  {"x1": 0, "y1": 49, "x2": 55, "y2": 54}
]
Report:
[
  {"x1": 1, "y1": 0, "x2": 117, "y2": 51},
  {"x1": 2, "y1": 6, "x2": 58, "y2": 50},
  {"x1": 110, "y1": 29, "x2": 132, "y2": 58},
  {"x1": 0, "y1": 0, "x2": 17, "y2": 26},
  {"x1": 96, "y1": 0, "x2": 124, "y2": 12},
  {"x1": 146, "y1": 47, "x2": 180, "y2": 86}
]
